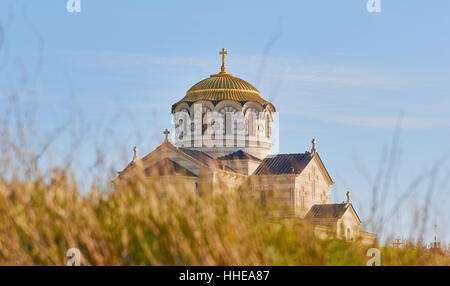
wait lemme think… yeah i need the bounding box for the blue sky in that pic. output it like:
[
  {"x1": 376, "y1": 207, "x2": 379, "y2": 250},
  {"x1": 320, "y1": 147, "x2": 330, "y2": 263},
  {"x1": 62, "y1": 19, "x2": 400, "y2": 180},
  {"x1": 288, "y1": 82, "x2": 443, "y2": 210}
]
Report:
[{"x1": 1, "y1": 0, "x2": 449, "y2": 244}]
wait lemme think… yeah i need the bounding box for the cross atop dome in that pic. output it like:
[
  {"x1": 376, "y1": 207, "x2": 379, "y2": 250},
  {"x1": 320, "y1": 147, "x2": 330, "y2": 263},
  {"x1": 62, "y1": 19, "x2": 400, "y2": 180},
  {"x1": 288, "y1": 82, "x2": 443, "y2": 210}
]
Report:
[
  {"x1": 219, "y1": 48, "x2": 228, "y2": 74},
  {"x1": 172, "y1": 49, "x2": 276, "y2": 115}
]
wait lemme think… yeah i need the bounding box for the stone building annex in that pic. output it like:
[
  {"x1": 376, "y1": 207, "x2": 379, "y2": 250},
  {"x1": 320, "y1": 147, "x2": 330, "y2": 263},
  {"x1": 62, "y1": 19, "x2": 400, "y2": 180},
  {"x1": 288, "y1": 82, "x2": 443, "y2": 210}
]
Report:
[{"x1": 117, "y1": 49, "x2": 376, "y2": 245}]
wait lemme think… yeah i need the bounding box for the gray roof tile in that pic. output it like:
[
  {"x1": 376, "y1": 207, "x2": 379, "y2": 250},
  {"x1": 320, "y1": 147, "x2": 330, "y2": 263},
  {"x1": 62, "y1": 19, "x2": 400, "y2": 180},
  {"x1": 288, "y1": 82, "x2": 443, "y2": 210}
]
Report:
[
  {"x1": 305, "y1": 204, "x2": 349, "y2": 219},
  {"x1": 145, "y1": 158, "x2": 198, "y2": 177},
  {"x1": 178, "y1": 147, "x2": 236, "y2": 172},
  {"x1": 252, "y1": 153, "x2": 313, "y2": 175},
  {"x1": 218, "y1": 150, "x2": 262, "y2": 161},
  {"x1": 305, "y1": 203, "x2": 361, "y2": 223}
]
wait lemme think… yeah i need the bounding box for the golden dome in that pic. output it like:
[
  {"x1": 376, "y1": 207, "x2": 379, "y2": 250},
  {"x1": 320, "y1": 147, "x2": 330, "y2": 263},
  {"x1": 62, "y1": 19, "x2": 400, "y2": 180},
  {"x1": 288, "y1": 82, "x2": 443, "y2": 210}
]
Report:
[
  {"x1": 172, "y1": 73, "x2": 273, "y2": 112},
  {"x1": 172, "y1": 49, "x2": 274, "y2": 112}
]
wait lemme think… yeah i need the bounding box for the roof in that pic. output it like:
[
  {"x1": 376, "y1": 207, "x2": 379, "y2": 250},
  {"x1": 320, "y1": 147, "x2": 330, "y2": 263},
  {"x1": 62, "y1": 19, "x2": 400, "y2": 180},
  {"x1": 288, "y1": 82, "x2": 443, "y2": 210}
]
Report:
[
  {"x1": 178, "y1": 147, "x2": 236, "y2": 172},
  {"x1": 144, "y1": 158, "x2": 197, "y2": 177},
  {"x1": 171, "y1": 72, "x2": 274, "y2": 112},
  {"x1": 305, "y1": 203, "x2": 361, "y2": 223},
  {"x1": 119, "y1": 142, "x2": 238, "y2": 177},
  {"x1": 252, "y1": 153, "x2": 313, "y2": 175},
  {"x1": 218, "y1": 150, "x2": 262, "y2": 161},
  {"x1": 305, "y1": 204, "x2": 349, "y2": 219}
]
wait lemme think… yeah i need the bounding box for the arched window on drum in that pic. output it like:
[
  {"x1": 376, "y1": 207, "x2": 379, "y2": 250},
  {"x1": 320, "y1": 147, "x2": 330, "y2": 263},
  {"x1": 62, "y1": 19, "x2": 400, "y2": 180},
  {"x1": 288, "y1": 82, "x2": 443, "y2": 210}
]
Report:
[
  {"x1": 219, "y1": 106, "x2": 238, "y2": 135},
  {"x1": 175, "y1": 108, "x2": 190, "y2": 141},
  {"x1": 265, "y1": 113, "x2": 271, "y2": 138},
  {"x1": 201, "y1": 106, "x2": 212, "y2": 134},
  {"x1": 245, "y1": 107, "x2": 258, "y2": 137}
]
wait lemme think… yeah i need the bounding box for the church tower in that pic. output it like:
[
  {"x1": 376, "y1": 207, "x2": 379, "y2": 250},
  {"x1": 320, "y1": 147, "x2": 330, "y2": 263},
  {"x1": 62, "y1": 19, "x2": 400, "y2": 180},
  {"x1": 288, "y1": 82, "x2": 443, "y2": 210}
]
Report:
[{"x1": 171, "y1": 49, "x2": 276, "y2": 160}]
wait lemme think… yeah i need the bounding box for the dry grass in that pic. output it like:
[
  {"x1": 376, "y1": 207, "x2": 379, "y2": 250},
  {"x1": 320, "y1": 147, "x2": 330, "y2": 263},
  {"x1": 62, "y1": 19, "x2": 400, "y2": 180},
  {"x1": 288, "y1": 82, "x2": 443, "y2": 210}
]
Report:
[{"x1": 0, "y1": 166, "x2": 448, "y2": 266}]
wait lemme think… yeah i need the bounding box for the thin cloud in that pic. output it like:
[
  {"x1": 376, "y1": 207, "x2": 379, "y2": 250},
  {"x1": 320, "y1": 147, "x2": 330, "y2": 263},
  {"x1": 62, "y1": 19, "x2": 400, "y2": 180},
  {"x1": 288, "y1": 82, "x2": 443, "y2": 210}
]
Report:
[
  {"x1": 56, "y1": 50, "x2": 205, "y2": 69},
  {"x1": 334, "y1": 115, "x2": 450, "y2": 130},
  {"x1": 272, "y1": 71, "x2": 408, "y2": 88},
  {"x1": 244, "y1": 56, "x2": 450, "y2": 131},
  {"x1": 284, "y1": 108, "x2": 450, "y2": 130},
  {"x1": 242, "y1": 55, "x2": 445, "y2": 89},
  {"x1": 266, "y1": 59, "x2": 409, "y2": 88}
]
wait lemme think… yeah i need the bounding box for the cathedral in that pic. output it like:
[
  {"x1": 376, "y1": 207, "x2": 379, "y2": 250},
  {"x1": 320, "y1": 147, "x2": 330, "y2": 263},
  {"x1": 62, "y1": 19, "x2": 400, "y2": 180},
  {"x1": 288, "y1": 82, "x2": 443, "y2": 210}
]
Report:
[{"x1": 118, "y1": 49, "x2": 376, "y2": 245}]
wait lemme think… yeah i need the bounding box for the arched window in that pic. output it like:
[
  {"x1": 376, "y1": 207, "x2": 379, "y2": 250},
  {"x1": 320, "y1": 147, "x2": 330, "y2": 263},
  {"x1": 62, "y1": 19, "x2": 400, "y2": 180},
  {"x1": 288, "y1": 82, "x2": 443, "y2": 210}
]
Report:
[
  {"x1": 346, "y1": 227, "x2": 352, "y2": 241},
  {"x1": 195, "y1": 182, "x2": 201, "y2": 197},
  {"x1": 312, "y1": 180, "x2": 316, "y2": 200},
  {"x1": 260, "y1": 187, "x2": 275, "y2": 208},
  {"x1": 245, "y1": 107, "x2": 258, "y2": 137},
  {"x1": 219, "y1": 106, "x2": 238, "y2": 135},
  {"x1": 174, "y1": 108, "x2": 189, "y2": 141},
  {"x1": 311, "y1": 166, "x2": 317, "y2": 200},
  {"x1": 178, "y1": 119, "x2": 184, "y2": 140},
  {"x1": 301, "y1": 193, "x2": 305, "y2": 210},
  {"x1": 265, "y1": 114, "x2": 271, "y2": 138},
  {"x1": 268, "y1": 189, "x2": 275, "y2": 200},
  {"x1": 201, "y1": 106, "x2": 212, "y2": 134},
  {"x1": 321, "y1": 191, "x2": 327, "y2": 203}
]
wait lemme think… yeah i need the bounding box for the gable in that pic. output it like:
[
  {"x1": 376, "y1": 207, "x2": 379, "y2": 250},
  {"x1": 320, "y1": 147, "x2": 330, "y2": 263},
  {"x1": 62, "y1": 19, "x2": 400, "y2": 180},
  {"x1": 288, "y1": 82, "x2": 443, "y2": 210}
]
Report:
[
  {"x1": 342, "y1": 204, "x2": 362, "y2": 224},
  {"x1": 305, "y1": 154, "x2": 333, "y2": 185},
  {"x1": 251, "y1": 152, "x2": 333, "y2": 185},
  {"x1": 120, "y1": 143, "x2": 203, "y2": 177},
  {"x1": 119, "y1": 142, "x2": 238, "y2": 178},
  {"x1": 305, "y1": 203, "x2": 361, "y2": 224}
]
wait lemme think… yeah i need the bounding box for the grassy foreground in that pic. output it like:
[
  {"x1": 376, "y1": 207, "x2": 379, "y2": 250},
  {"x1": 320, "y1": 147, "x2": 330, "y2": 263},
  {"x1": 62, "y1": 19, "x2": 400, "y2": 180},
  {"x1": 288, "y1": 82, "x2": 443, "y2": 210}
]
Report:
[{"x1": 0, "y1": 168, "x2": 448, "y2": 266}]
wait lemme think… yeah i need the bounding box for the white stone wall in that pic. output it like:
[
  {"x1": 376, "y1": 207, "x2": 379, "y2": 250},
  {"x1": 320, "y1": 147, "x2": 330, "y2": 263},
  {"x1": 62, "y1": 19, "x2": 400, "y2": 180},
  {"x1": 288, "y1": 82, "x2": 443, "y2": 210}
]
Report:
[
  {"x1": 294, "y1": 158, "x2": 333, "y2": 218},
  {"x1": 250, "y1": 157, "x2": 333, "y2": 218},
  {"x1": 250, "y1": 175, "x2": 296, "y2": 217}
]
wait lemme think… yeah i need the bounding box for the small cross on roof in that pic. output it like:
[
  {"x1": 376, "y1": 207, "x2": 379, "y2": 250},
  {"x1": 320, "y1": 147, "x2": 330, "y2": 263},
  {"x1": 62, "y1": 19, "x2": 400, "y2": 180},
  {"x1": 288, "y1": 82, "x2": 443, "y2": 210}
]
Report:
[{"x1": 163, "y1": 129, "x2": 170, "y2": 142}]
